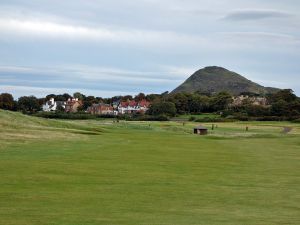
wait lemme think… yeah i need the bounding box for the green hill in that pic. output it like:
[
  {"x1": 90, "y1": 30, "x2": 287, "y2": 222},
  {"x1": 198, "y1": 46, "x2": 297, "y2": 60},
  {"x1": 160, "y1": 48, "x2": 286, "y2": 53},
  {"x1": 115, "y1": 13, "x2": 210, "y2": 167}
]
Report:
[
  {"x1": 0, "y1": 109, "x2": 102, "y2": 145},
  {"x1": 172, "y1": 66, "x2": 279, "y2": 95}
]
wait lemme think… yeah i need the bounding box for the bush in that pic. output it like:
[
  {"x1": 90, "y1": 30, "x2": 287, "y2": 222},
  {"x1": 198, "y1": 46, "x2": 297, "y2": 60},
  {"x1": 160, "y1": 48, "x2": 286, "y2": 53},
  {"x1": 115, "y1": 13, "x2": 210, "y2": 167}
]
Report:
[
  {"x1": 292, "y1": 118, "x2": 300, "y2": 123},
  {"x1": 254, "y1": 116, "x2": 285, "y2": 121},
  {"x1": 189, "y1": 116, "x2": 196, "y2": 121},
  {"x1": 34, "y1": 112, "x2": 169, "y2": 121},
  {"x1": 195, "y1": 117, "x2": 237, "y2": 122},
  {"x1": 126, "y1": 115, "x2": 169, "y2": 121},
  {"x1": 97, "y1": 114, "x2": 117, "y2": 119},
  {"x1": 34, "y1": 112, "x2": 97, "y2": 120},
  {"x1": 148, "y1": 102, "x2": 176, "y2": 117},
  {"x1": 195, "y1": 117, "x2": 214, "y2": 122},
  {"x1": 144, "y1": 115, "x2": 169, "y2": 121}
]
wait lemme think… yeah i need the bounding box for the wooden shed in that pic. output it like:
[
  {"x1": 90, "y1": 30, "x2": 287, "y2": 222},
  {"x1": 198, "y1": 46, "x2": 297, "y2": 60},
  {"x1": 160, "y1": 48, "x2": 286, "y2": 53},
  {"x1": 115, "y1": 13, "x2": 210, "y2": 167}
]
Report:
[{"x1": 194, "y1": 126, "x2": 208, "y2": 135}]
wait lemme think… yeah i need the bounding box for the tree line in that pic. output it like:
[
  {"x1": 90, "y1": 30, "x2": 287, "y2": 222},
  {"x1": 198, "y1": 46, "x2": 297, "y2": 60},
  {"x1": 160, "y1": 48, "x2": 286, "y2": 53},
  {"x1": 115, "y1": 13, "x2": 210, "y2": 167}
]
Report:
[
  {"x1": 147, "y1": 89, "x2": 300, "y2": 121},
  {"x1": 0, "y1": 89, "x2": 300, "y2": 121}
]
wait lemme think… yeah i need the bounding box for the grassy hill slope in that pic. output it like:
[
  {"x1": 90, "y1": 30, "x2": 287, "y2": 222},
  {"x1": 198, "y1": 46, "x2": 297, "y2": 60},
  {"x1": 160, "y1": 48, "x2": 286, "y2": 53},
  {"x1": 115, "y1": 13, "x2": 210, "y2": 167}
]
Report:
[
  {"x1": 172, "y1": 66, "x2": 279, "y2": 95},
  {"x1": 0, "y1": 109, "x2": 103, "y2": 147}
]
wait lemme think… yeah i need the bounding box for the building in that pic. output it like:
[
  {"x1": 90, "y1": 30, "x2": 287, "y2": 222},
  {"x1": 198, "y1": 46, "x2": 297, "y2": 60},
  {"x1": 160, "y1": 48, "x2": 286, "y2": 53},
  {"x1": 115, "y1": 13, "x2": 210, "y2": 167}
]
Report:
[
  {"x1": 118, "y1": 100, "x2": 137, "y2": 114},
  {"x1": 65, "y1": 98, "x2": 83, "y2": 113},
  {"x1": 138, "y1": 99, "x2": 151, "y2": 112},
  {"x1": 112, "y1": 100, "x2": 121, "y2": 115},
  {"x1": 42, "y1": 98, "x2": 66, "y2": 112},
  {"x1": 87, "y1": 103, "x2": 114, "y2": 115},
  {"x1": 194, "y1": 126, "x2": 208, "y2": 135},
  {"x1": 117, "y1": 99, "x2": 150, "y2": 114}
]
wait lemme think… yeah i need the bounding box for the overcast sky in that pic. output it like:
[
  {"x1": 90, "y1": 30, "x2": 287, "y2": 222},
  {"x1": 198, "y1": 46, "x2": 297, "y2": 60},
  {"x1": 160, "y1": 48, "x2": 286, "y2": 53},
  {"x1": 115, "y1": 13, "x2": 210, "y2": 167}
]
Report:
[{"x1": 0, "y1": 0, "x2": 299, "y2": 98}]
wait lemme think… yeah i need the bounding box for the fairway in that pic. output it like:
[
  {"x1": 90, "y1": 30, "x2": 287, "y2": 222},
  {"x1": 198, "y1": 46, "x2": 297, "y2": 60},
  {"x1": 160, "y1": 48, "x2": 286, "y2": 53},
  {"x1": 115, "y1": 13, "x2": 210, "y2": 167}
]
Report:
[{"x1": 0, "y1": 110, "x2": 300, "y2": 225}]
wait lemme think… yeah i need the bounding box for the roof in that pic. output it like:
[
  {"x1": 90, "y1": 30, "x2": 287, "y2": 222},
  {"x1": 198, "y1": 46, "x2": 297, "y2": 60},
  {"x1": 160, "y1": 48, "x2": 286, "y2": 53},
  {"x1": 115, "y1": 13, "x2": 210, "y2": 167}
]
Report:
[
  {"x1": 120, "y1": 102, "x2": 129, "y2": 107},
  {"x1": 194, "y1": 126, "x2": 207, "y2": 130},
  {"x1": 90, "y1": 103, "x2": 113, "y2": 109},
  {"x1": 119, "y1": 99, "x2": 150, "y2": 108},
  {"x1": 129, "y1": 100, "x2": 137, "y2": 107},
  {"x1": 66, "y1": 99, "x2": 83, "y2": 106},
  {"x1": 138, "y1": 99, "x2": 150, "y2": 107}
]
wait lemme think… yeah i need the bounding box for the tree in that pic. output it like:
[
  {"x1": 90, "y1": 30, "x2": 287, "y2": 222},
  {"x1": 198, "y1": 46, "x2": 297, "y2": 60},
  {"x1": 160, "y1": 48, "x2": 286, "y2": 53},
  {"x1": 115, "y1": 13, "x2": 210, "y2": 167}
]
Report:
[
  {"x1": 73, "y1": 92, "x2": 85, "y2": 100},
  {"x1": 268, "y1": 89, "x2": 297, "y2": 104},
  {"x1": 271, "y1": 100, "x2": 288, "y2": 116},
  {"x1": 148, "y1": 101, "x2": 176, "y2": 117},
  {"x1": 210, "y1": 92, "x2": 233, "y2": 111},
  {"x1": 245, "y1": 105, "x2": 270, "y2": 117},
  {"x1": 267, "y1": 89, "x2": 300, "y2": 118},
  {"x1": 45, "y1": 94, "x2": 56, "y2": 101},
  {"x1": 146, "y1": 94, "x2": 161, "y2": 102},
  {"x1": 134, "y1": 93, "x2": 146, "y2": 101},
  {"x1": 0, "y1": 93, "x2": 15, "y2": 110},
  {"x1": 38, "y1": 98, "x2": 46, "y2": 107},
  {"x1": 188, "y1": 95, "x2": 210, "y2": 113},
  {"x1": 121, "y1": 95, "x2": 133, "y2": 101},
  {"x1": 168, "y1": 93, "x2": 189, "y2": 114},
  {"x1": 45, "y1": 93, "x2": 71, "y2": 101},
  {"x1": 18, "y1": 96, "x2": 40, "y2": 113},
  {"x1": 83, "y1": 96, "x2": 97, "y2": 109},
  {"x1": 56, "y1": 104, "x2": 65, "y2": 112},
  {"x1": 62, "y1": 93, "x2": 72, "y2": 101},
  {"x1": 160, "y1": 91, "x2": 169, "y2": 102},
  {"x1": 111, "y1": 96, "x2": 122, "y2": 103}
]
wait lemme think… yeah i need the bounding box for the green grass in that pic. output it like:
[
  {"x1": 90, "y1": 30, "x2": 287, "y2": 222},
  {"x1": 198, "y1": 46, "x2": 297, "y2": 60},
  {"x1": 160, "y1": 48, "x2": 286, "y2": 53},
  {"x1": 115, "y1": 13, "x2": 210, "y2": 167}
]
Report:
[{"x1": 0, "y1": 109, "x2": 300, "y2": 225}]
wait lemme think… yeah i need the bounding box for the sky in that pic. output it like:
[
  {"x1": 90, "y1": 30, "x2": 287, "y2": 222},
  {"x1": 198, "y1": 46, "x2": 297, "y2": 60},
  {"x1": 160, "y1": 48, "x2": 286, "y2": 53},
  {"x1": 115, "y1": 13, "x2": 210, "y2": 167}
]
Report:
[{"x1": 0, "y1": 0, "x2": 299, "y2": 98}]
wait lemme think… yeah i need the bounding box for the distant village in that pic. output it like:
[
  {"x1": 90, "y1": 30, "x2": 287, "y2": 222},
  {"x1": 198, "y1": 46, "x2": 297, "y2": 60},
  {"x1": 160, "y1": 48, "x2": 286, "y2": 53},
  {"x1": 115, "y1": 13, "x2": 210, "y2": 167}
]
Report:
[
  {"x1": 1, "y1": 89, "x2": 299, "y2": 121},
  {"x1": 42, "y1": 95, "x2": 269, "y2": 115},
  {"x1": 43, "y1": 97, "x2": 151, "y2": 115}
]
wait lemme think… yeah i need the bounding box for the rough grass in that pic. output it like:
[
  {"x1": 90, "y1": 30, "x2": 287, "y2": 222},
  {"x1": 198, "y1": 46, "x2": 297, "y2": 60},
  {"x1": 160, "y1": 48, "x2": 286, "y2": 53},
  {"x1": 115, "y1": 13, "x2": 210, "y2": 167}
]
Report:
[
  {"x1": 0, "y1": 110, "x2": 299, "y2": 225},
  {"x1": 0, "y1": 110, "x2": 103, "y2": 148}
]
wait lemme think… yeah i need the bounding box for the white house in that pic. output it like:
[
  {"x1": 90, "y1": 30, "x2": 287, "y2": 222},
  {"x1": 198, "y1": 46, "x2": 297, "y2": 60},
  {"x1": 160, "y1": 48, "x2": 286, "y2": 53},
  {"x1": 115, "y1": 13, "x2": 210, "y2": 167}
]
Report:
[
  {"x1": 42, "y1": 98, "x2": 66, "y2": 112},
  {"x1": 117, "y1": 100, "x2": 150, "y2": 114}
]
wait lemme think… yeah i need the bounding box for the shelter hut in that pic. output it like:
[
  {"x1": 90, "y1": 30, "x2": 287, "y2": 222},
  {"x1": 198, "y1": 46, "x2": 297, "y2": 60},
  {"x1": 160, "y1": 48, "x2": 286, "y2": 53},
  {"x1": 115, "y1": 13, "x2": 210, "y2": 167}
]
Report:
[{"x1": 194, "y1": 126, "x2": 208, "y2": 135}]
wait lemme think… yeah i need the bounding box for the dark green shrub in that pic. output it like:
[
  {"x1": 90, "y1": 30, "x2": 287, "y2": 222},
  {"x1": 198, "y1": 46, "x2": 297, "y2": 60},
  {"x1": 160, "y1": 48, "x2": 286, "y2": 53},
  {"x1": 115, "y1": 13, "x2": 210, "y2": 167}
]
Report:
[
  {"x1": 189, "y1": 116, "x2": 196, "y2": 121},
  {"x1": 292, "y1": 118, "x2": 300, "y2": 123}
]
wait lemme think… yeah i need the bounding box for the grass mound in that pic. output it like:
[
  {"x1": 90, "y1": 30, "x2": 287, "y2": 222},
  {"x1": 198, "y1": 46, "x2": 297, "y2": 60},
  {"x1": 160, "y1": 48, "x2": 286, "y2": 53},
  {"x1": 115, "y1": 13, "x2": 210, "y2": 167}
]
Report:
[{"x1": 0, "y1": 110, "x2": 103, "y2": 147}]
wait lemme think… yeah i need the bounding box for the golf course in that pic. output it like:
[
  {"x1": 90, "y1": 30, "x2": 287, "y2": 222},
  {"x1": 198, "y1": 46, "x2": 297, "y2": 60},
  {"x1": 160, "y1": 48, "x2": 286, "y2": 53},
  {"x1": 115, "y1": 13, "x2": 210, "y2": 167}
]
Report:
[{"x1": 0, "y1": 109, "x2": 299, "y2": 225}]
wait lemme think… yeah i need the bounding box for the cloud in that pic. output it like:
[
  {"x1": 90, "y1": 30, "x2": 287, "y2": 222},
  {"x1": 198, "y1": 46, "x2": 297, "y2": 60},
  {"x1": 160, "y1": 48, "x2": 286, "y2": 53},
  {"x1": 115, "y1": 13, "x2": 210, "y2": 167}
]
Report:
[
  {"x1": 0, "y1": 1, "x2": 299, "y2": 97},
  {"x1": 0, "y1": 18, "x2": 127, "y2": 41},
  {"x1": 0, "y1": 64, "x2": 184, "y2": 96},
  {"x1": 0, "y1": 17, "x2": 205, "y2": 48},
  {"x1": 0, "y1": 64, "x2": 185, "y2": 82},
  {"x1": 0, "y1": 85, "x2": 139, "y2": 99},
  {"x1": 160, "y1": 65, "x2": 198, "y2": 76},
  {"x1": 220, "y1": 32, "x2": 300, "y2": 44},
  {"x1": 0, "y1": 65, "x2": 35, "y2": 73},
  {"x1": 223, "y1": 9, "x2": 291, "y2": 21}
]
